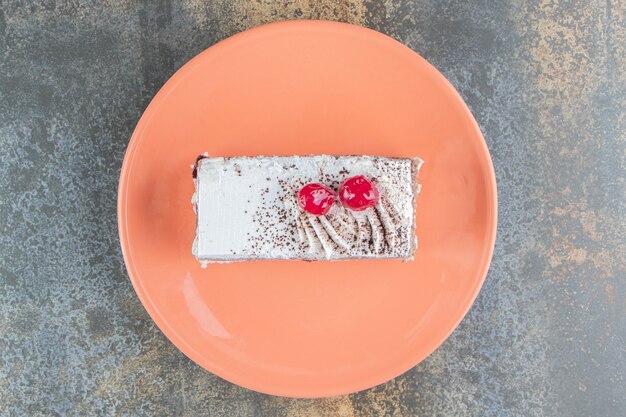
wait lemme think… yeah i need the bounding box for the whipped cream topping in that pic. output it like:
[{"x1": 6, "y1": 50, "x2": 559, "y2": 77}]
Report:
[{"x1": 193, "y1": 155, "x2": 422, "y2": 262}]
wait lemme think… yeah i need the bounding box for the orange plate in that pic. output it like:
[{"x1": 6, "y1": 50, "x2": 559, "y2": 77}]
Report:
[{"x1": 118, "y1": 21, "x2": 497, "y2": 398}]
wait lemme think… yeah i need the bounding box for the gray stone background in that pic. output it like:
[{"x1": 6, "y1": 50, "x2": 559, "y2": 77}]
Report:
[{"x1": 0, "y1": 0, "x2": 624, "y2": 416}]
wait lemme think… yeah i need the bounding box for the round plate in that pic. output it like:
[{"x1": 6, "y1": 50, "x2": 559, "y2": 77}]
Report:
[{"x1": 118, "y1": 20, "x2": 497, "y2": 398}]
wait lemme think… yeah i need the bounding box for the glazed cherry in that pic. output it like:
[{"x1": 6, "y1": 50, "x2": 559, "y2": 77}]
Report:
[
  {"x1": 339, "y1": 175, "x2": 380, "y2": 211},
  {"x1": 297, "y1": 183, "x2": 337, "y2": 215}
]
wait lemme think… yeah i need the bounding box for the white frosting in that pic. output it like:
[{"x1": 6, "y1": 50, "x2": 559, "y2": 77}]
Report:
[{"x1": 193, "y1": 155, "x2": 421, "y2": 262}]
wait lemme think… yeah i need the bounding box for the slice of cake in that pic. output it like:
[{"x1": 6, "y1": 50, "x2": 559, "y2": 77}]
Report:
[{"x1": 192, "y1": 155, "x2": 422, "y2": 264}]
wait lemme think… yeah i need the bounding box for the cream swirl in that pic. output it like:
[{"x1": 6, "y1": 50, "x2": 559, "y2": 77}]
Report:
[{"x1": 291, "y1": 194, "x2": 404, "y2": 258}]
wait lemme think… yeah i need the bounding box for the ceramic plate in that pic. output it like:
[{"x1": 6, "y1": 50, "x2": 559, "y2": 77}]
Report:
[{"x1": 118, "y1": 20, "x2": 497, "y2": 398}]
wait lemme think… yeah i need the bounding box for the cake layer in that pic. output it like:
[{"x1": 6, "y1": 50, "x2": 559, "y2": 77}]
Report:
[{"x1": 192, "y1": 155, "x2": 422, "y2": 263}]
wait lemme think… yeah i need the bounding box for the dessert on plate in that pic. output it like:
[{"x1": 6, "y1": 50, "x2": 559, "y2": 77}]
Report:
[{"x1": 192, "y1": 155, "x2": 422, "y2": 264}]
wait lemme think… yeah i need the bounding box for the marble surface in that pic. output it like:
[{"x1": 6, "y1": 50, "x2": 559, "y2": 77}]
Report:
[{"x1": 0, "y1": 1, "x2": 624, "y2": 416}]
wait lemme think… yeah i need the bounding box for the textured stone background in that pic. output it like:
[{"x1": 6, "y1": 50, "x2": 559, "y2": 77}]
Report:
[{"x1": 1, "y1": 0, "x2": 624, "y2": 416}]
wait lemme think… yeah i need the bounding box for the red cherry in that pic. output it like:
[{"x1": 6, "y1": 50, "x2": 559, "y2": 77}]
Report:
[
  {"x1": 339, "y1": 175, "x2": 380, "y2": 211},
  {"x1": 298, "y1": 183, "x2": 337, "y2": 215}
]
